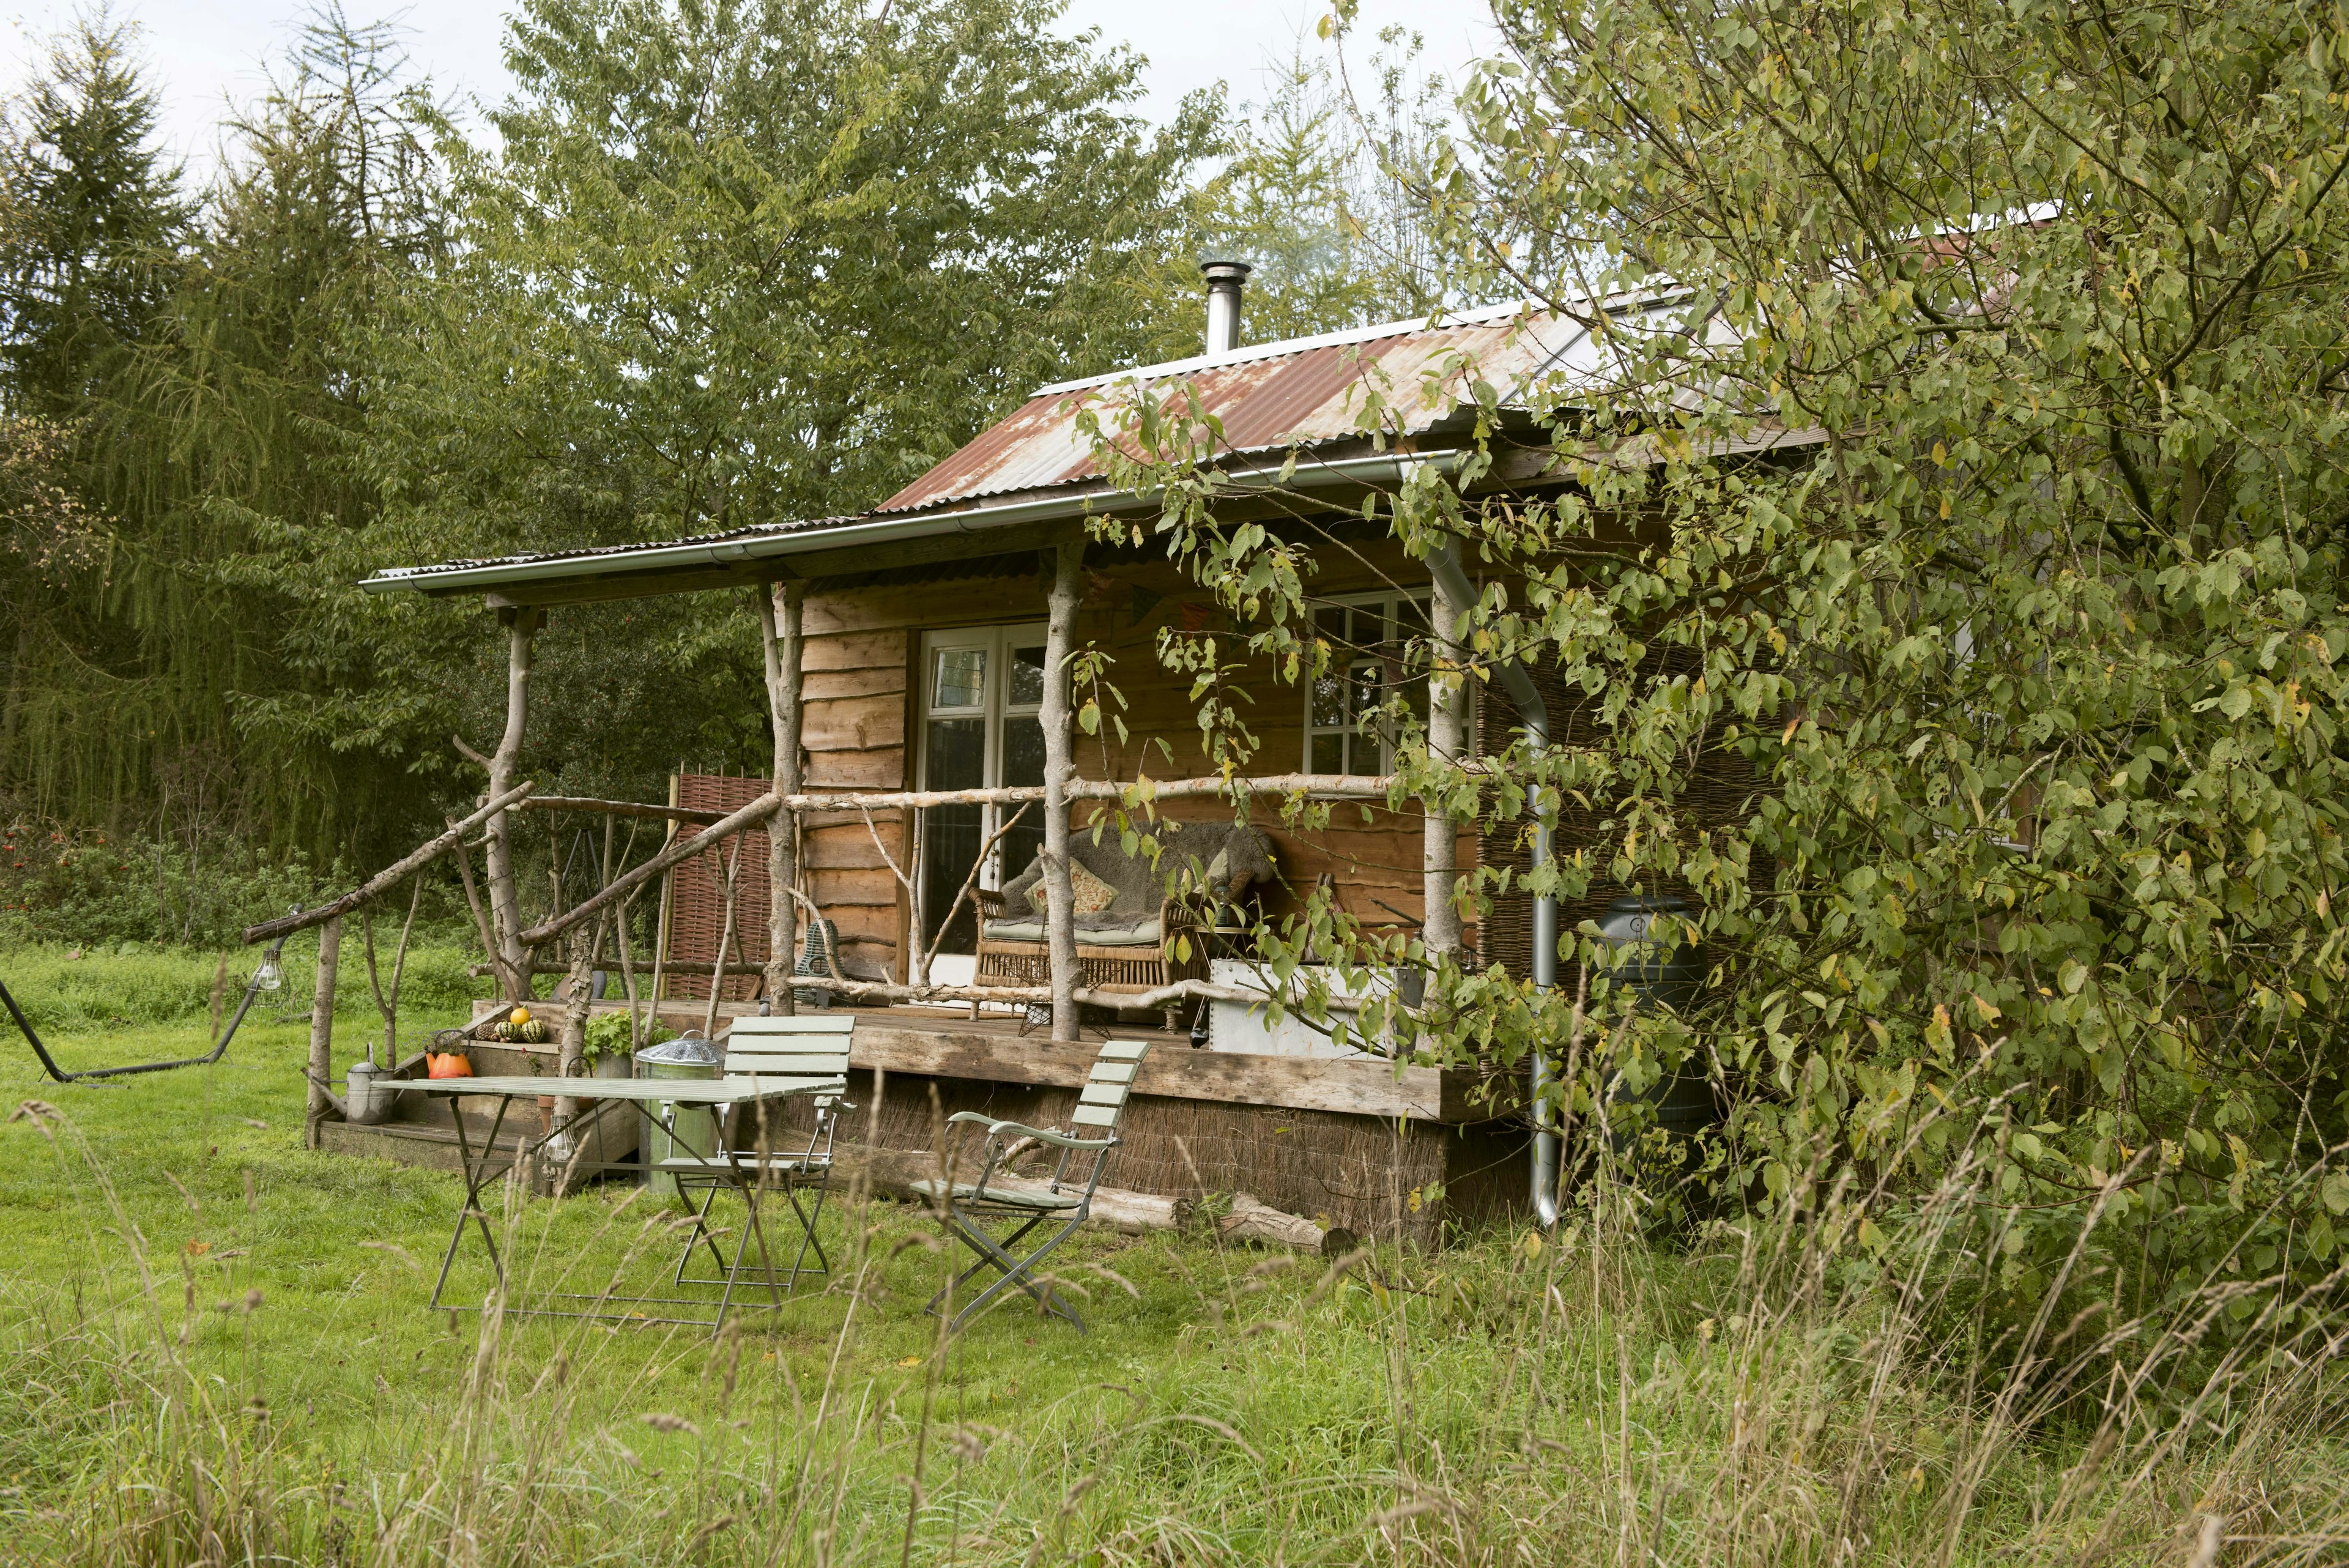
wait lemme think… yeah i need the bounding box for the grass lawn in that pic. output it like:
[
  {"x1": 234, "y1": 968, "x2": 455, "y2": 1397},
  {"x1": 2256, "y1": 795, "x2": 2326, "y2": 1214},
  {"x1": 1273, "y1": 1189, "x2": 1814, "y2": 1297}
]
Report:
[{"x1": 1, "y1": 947, "x2": 2342, "y2": 1565}]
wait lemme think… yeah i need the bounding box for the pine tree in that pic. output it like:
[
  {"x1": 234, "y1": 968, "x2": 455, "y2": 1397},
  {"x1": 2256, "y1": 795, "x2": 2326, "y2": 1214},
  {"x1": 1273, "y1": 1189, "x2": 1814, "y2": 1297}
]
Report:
[{"x1": 0, "y1": 6, "x2": 190, "y2": 414}]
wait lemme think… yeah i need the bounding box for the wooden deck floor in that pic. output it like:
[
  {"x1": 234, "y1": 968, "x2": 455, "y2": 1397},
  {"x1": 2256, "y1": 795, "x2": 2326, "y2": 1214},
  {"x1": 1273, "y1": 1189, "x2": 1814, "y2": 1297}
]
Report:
[{"x1": 466, "y1": 998, "x2": 1476, "y2": 1120}]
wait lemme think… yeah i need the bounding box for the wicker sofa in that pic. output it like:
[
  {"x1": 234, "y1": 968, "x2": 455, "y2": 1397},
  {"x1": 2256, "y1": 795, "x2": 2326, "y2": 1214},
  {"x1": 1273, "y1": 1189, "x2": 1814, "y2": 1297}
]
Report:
[{"x1": 974, "y1": 821, "x2": 1275, "y2": 1024}]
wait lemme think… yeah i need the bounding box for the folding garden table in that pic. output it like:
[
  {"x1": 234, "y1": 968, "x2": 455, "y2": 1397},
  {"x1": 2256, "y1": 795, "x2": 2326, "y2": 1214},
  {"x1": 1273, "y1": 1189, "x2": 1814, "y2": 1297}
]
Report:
[{"x1": 391, "y1": 1071, "x2": 845, "y2": 1333}]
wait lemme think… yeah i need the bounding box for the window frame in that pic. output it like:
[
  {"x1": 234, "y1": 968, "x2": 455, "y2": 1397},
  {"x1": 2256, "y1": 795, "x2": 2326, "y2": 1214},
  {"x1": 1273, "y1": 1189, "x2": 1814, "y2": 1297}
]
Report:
[
  {"x1": 916, "y1": 621, "x2": 1048, "y2": 893},
  {"x1": 1303, "y1": 588, "x2": 1439, "y2": 775}
]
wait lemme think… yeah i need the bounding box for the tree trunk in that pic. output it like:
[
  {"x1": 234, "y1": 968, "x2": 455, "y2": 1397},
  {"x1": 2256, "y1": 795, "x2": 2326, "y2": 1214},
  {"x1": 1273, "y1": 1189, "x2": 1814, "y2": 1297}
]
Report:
[
  {"x1": 483, "y1": 611, "x2": 540, "y2": 997},
  {"x1": 1040, "y1": 539, "x2": 1085, "y2": 1042},
  {"x1": 760, "y1": 581, "x2": 805, "y2": 1014},
  {"x1": 305, "y1": 916, "x2": 343, "y2": 1148},
  {"x1": 554, "y1": 924, "x2": 595, "y2": 1159},
  {"x1": 1423, "y1": 565, "x2": 1466, "y2": 958}
]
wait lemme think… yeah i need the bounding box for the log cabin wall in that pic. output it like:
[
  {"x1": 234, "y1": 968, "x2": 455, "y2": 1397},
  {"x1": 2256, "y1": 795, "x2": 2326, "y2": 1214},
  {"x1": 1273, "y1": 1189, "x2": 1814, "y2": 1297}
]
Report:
[
  {"x1": 797, "y1": 540, "x2": 1477, "y2": 954},
  {"x1": 664, "y1": 537, "x2": 1494, "y2": 987}
]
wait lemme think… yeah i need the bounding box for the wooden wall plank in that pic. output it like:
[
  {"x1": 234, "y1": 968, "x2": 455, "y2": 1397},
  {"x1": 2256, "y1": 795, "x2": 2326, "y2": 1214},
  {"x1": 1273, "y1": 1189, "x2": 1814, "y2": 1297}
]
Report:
[
  {"x1": 803, "y1": 630, "x2": 908, "y2": 672},
  {"x1": 804, "y1": 667, "x2": 907, "y2": 702}
]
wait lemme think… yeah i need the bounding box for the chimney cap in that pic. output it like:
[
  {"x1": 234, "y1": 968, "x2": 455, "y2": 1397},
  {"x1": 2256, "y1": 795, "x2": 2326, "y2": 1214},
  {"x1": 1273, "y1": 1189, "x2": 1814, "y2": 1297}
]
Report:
[{"x1": 1199, "y1": 258, "x2": 1255, "y2": 281}]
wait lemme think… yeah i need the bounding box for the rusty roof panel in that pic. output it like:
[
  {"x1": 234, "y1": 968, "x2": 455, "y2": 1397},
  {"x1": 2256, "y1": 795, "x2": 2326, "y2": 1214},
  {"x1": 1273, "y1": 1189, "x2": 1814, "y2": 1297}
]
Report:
[{"x1": 875, "y1": 307, "x2": 1609, "y2": 516}]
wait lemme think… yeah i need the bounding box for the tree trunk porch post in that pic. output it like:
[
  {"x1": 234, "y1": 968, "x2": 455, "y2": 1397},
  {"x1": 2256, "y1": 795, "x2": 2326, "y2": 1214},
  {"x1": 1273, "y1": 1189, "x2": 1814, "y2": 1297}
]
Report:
[
  {"x1": 1041, "y1": 540, "x2": 1085, "y2": 1042},
  {"x1": 759, "y1": 580, "x2": 806, "y2": 1014},
  {"x1": 305, "y1": 914, "x2": 343, "y2": 1148},
  {"x1": 484, "y1": 605, "x2": 543, "y2": 1000},
  {"x1": 1424, "y1": 566, "x2": 1466, "y2": 959}
]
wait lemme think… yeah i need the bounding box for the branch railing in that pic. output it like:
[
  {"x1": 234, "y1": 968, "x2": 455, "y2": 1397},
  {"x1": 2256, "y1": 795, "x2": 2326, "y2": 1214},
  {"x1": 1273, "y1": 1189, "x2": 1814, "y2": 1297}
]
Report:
[{"x1": 248, "y1": 769, "x2": 1401, "y2": 1117}]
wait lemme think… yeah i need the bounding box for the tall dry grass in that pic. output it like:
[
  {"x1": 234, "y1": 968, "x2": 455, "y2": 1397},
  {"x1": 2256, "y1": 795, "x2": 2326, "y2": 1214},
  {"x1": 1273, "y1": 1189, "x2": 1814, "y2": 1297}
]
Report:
[{"x1": 2, "y1": 1080, "x2": 2343, "y2": 1566}]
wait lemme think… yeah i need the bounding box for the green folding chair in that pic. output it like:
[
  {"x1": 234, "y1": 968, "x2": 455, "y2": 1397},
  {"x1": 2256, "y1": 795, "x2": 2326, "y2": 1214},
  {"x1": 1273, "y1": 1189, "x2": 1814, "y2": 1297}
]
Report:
[
  {"x1": 911, "y1": 1036, "x2": 1151, "y2": 1334},
  {"x1": 662, "y1": 1014, "x2": 855, "y2": 1324}
]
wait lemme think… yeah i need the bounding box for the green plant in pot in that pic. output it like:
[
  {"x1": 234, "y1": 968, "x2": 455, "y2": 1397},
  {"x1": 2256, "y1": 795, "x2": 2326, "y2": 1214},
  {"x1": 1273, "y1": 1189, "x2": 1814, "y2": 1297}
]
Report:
[{"x1": 584, "y1": 1011, "x2": 673, "y2": 1078}]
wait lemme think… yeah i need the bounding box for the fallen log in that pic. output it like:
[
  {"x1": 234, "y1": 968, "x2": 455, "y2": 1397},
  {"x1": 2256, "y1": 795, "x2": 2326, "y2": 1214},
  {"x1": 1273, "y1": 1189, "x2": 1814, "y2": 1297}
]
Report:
[
  {"x1": 243, "y1": 781, "x2": 538, "y2": 945},
  {"x1": 1217, "y1": 1192, "x2": 1327, "y2": 1251},
  {"x1": 839, "y1": 1145, "x2": 1186, "y2": 1235}
]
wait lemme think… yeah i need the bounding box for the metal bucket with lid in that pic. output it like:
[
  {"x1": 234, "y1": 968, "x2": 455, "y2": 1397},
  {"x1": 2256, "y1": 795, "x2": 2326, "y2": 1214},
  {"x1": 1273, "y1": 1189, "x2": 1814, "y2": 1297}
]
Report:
[{"x1": 636, "y1": 1033, "x2": 723, "y2": 1195}]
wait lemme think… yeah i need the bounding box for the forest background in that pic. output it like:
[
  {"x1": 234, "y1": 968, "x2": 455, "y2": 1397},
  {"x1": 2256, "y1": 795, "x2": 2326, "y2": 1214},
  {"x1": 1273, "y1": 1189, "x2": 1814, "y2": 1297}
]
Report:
[{"x1": 0, "y1": 0, "x2": 1449, "y2": 948}]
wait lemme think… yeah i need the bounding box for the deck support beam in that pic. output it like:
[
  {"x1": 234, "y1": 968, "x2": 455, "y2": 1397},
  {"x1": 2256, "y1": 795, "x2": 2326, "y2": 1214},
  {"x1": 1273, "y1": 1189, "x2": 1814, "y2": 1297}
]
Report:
[
  {"x1": 1424, "y1": 564, "x2": 1467, "y2": 958},
  {"x1": 1040, "y1": 539, "x2": 1084, "y2": 1042},
  {"x1": 759, "y1": 581, "x2": 806, "y2": 1013}
]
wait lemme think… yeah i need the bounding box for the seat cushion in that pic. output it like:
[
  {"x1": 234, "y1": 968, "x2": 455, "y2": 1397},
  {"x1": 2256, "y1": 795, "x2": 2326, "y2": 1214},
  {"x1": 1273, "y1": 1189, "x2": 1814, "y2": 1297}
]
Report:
[
  {"x1": 982, "y1": 915, "x2": 1161, "y2": 946},
  {"x1": 906, "y1": 1178, "x2": 1084, "y2": 1210}
]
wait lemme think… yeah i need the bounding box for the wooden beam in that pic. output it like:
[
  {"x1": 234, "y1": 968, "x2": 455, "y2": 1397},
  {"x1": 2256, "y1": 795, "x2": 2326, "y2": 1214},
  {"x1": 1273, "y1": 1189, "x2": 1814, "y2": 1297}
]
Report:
[
  {"x1": 242, "y1": 781, "x2": 538, "y2": 944},
  {"x1": 770, "y1": 774, "x2": 1396, "y2": 812},
  {"x1": 450, "y1": 521, "x2": 1078, "y2": 608},
  {"x1": 846, "y1": 1022, "x2": 1452, "y2": 1120},
  {"x1": 475, "y1": 565, "x2": 773, "y2": 608},
  {"x1": 468, "y1": 997, "x2": 1500, "y2": 1121}
]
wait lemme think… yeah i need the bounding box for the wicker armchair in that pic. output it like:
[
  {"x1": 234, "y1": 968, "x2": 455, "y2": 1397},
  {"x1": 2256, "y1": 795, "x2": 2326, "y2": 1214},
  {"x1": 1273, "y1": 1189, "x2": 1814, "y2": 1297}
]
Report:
[{"x1": 973, "y1": 823, "x2": 1272, "y2": 1028}]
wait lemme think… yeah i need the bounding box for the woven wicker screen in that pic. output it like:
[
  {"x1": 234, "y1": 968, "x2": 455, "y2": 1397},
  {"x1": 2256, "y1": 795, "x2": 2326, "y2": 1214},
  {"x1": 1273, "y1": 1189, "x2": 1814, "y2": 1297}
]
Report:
[
  {"x1": 1476, "y1": 649, "x2": 1772, "y2": 981},
  {"x1": 664, "y1": 772, "x2": 774, "y2": 1003}
]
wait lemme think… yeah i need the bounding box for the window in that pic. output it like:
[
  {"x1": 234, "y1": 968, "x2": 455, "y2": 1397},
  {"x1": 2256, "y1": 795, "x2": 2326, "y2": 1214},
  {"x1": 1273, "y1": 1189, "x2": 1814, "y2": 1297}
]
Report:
[
  {"x1": 918, "y1": 624, "x2": 1048, "y2": 956},
  {"x1": 1305, "y1": 591, "x2": 1432, "y2": 775}
]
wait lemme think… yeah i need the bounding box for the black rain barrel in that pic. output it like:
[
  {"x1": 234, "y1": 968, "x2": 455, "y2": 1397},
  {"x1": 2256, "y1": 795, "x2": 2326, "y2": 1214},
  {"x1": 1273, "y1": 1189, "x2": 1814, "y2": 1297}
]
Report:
[{"x1": 1596, "y1": 894, "x2": 1720, "y2": 1145}]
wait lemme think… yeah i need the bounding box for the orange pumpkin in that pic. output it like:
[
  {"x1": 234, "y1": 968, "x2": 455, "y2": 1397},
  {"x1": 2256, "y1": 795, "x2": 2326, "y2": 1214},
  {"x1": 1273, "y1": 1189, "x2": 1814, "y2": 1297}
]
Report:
[{"x1": 426, "y1": 1051, "x2": 474, "y2": 1080}]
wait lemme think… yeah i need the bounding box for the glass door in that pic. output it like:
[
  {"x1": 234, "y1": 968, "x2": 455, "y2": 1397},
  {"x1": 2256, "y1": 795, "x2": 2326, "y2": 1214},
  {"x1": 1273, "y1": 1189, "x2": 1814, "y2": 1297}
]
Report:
[{"x1": 918, "y1": 624, "x2": 1047, "y2": 957}]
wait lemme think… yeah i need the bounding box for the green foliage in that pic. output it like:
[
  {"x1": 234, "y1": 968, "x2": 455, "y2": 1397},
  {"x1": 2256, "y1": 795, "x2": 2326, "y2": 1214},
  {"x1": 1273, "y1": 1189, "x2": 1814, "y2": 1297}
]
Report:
[
  {"x1": 1198, "y1": 28, "x2": 1455, "y2": 336},
  {"x1": 0, "y1": 816, "x2": 328, "y2": 949},
  {"x1": 1096, "y1": 0, "x2": 2349, "y2": 1339}
]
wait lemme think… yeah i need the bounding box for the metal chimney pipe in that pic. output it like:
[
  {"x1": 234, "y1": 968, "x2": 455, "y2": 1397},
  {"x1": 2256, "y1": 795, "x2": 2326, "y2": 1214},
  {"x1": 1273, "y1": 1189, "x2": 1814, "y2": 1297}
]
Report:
[{"x1": 1200, "y1": 259, "x2": 1252, "y2": 355}]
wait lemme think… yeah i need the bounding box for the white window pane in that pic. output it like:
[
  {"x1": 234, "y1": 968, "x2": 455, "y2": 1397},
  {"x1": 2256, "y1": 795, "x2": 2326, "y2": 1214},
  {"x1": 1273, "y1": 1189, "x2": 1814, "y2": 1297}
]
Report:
[
  {"x1": 1008, "y1": 645, "x2": 1047, "y2": 708},
  {"x1": 932, "y1": 647, "x2": 987, "y2": 709}
]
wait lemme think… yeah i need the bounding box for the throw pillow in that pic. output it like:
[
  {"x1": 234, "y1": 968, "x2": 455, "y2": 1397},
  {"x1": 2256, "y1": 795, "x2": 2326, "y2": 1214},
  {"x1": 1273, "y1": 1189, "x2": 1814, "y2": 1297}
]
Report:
[{"x1": 1022, "y1": 860, "x2": 1117, "y2": 916}]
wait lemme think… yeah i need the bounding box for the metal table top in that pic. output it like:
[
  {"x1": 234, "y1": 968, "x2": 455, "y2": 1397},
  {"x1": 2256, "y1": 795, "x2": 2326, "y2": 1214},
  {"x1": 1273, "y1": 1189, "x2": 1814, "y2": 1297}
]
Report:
[{"x1": 389, "y1": 1076, "x2": 844, "y2": 1103}]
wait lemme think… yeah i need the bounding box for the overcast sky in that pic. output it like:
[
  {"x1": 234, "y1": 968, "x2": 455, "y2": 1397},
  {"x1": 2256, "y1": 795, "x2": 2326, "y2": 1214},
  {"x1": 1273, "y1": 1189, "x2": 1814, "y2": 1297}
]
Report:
[{"x1": 0, "y1": 0, "x2": 1501, "y2": 175}]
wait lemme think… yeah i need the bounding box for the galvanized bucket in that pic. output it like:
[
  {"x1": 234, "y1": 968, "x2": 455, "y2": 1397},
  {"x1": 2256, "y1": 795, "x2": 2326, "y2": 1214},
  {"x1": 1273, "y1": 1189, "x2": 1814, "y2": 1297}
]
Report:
[{"x1": 636, "y1": 1033, "x2": 722, "y2": 1196}]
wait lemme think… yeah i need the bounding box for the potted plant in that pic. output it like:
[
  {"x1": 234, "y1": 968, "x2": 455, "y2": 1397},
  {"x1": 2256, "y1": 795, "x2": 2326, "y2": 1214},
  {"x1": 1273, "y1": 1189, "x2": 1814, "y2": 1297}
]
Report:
[{"x1": 585, "y1": 1011, "x2": 673, "y2": 1077}]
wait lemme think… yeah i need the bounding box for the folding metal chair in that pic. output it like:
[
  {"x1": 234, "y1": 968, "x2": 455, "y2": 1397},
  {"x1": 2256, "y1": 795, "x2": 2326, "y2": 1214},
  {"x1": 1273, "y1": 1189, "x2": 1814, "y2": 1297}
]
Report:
[
  {"x1": 911, "y1": 1036, "x2": 1151, "y2": 1334},
  {"x1": 662, "y1": 1014, "x2": 856, "y2": 1322}
]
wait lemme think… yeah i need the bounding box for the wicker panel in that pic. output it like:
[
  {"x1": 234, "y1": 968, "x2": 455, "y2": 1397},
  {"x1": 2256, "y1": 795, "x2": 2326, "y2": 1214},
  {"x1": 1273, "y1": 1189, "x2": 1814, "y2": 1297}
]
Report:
[{"x1": 667, "y1": 772, "x2": 774, "y2": 1003}]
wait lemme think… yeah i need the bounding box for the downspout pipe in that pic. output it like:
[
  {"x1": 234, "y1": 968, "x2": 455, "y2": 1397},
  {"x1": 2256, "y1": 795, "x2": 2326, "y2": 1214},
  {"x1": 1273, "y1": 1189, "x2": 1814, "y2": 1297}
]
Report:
[{"x1": 1427, "y1": 541, "x2": 1560, "y2": 1228}]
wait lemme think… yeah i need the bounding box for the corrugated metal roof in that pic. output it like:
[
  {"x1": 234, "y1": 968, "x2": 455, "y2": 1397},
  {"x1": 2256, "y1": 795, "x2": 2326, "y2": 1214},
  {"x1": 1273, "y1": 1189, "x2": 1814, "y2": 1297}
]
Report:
[
  {"x1": 877, "y1": 299, "x2": 1655, "y2": 516},
  {"x1": 365, "y1": 291, "x2": 1709, "y2": 598}
]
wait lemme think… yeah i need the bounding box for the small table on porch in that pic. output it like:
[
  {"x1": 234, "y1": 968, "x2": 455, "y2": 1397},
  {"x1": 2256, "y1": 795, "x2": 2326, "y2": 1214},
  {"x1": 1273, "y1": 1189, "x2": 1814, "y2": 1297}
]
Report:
[{"x1": 391, "y1": 1074, "x2": 846, "y2": 1332}]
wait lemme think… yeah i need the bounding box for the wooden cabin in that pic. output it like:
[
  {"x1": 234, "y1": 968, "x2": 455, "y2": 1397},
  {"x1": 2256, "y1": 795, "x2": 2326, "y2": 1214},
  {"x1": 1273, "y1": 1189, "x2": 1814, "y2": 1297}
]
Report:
[{"x1": 340, "y1": 281, "x2": 1781, "y2": 1242}]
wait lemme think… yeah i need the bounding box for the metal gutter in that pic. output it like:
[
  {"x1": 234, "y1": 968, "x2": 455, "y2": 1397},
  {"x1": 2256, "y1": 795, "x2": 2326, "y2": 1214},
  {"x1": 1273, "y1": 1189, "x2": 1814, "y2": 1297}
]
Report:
[
  {"x1": 1428, "y1": 540, "x2": 1560, "y2": 1228},
  {"x1": 360, "y1": 449, "x2": 1469, "y2": 598}
]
